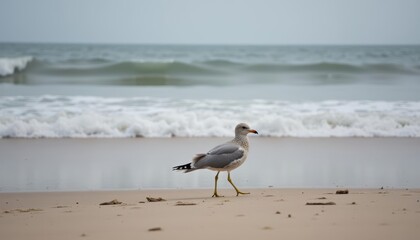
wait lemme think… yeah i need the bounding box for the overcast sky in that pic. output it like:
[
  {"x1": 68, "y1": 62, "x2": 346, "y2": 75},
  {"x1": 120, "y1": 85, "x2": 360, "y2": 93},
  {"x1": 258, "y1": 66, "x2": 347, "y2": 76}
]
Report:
[{"x1": 1, "y1": 0, "x2": 420, "y2": 45}]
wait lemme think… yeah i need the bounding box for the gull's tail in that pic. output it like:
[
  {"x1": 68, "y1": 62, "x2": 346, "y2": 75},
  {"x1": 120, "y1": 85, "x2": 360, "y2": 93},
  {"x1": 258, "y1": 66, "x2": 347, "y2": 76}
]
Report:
[
  {"x1": 173, "y1": 154, "x2": 205, "y2": 172},
  {"x1": 172, "y1": 163, "x2": 194, "y2": 172}
]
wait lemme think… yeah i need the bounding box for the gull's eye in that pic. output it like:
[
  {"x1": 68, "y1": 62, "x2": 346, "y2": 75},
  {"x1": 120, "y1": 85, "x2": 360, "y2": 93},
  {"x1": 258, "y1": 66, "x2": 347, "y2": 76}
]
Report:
[{"x1": 242, "y1": 126, "x2": 247, "y2": 129}]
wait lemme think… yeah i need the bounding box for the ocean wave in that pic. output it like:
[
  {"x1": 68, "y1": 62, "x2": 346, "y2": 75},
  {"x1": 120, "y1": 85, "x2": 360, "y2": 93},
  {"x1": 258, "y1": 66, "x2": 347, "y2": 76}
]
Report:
[
  {"x1": 200, "y1": 59, "x2": 245, "y2": 67},
  {"x1": 1, "y1": 96, "x2": 419, "y2": 138},
  {"x1": 2, "y1": 44, "x2": 420, "y2": 86},
  {"x1": 243, "y1": 62, "x2": 419, "y2": 75},
  {"x1": 3, "y1": 58, "x2": 418, "y2": 84},
  {"x1": 108, "y1": 61, "x2": 217, "y2": 75},
  {"x1": 14, "y1": 60, "x2": 220, "y2": 86},
  {"x1": 0, "y1": 56, "x2": 34, "y2": 77},
  {"x1": 33, "y1": 60, "x2": 220, "y2": 78}
]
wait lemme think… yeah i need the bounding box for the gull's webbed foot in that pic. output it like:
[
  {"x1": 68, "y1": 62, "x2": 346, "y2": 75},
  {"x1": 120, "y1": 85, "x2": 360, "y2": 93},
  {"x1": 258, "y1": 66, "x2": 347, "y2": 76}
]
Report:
[
  {"x1": 235, "y1": 191, "x2": 250, "y2": 196},
  {"x1": 212, "y1": 192, "x2": 224, "y2": 198}
]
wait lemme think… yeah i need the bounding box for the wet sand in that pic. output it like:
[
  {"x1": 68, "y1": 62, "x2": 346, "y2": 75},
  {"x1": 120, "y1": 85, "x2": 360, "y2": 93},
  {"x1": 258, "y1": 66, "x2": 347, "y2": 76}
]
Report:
[
  {"x1": 1, "y1": 188, "x2": 420, "y2": 240},
  {"x1": 1, "y1": 137, "x2": 420, "y2": 191}
]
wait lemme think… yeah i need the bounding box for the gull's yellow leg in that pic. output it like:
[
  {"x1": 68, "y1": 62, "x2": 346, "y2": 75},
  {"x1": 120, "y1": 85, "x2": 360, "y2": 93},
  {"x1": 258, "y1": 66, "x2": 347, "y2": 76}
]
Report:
[
  {"x1": 212, "y1": 171, "x2": 223, "y2": 197},
  {"x1": 228, "y1": 172, "x2": 249, "y2": 196}
]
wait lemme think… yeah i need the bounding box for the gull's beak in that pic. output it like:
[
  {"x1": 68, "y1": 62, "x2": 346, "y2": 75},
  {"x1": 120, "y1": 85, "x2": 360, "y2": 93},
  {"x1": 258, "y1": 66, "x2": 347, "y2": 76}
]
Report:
[{"x1": 248, "y1": 129, "x2": 258, "y2": 134}]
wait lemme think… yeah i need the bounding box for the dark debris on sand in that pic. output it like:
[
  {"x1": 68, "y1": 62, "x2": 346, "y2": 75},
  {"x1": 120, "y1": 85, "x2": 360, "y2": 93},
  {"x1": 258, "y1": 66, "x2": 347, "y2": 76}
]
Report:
[
  {"x1": 3, "y1": 208, "x2": 43, "y2": 213},
  {"x1": 336, "y1": 190, "x2": 349, "y2": 194},
  {"x1": 146, "y1": 197, "x2": 166, "y2": 202},
  {"x1": 175, "y1": 201, "x2": 197, "y2": 206},
  {"x1": 148, "y1": 227, "x2": 162, "y2": 232},
  {"x1": 99, "y1": 199, "x2": 122, "y2": 206},
  {"x1": 306, "y1": 202, "x2": 336, "y2": 205}
]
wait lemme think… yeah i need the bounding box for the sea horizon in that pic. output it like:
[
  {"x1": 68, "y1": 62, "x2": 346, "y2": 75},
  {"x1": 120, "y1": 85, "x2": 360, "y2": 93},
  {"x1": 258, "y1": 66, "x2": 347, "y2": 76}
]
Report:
[{"x1": 3, "y1": 40, "x2": 420, "y2": 46}]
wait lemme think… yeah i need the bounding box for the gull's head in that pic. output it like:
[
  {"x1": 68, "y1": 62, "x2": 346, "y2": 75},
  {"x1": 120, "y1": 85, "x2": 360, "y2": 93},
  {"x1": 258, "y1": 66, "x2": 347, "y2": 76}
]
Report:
[{"x1": 235, "y1": 123, "x2": 258, "y2": 137}]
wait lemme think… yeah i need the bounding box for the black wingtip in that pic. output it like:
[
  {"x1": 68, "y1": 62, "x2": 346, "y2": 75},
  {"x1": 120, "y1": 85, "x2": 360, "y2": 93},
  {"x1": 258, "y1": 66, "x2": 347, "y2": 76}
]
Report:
[{"x1": 173, "y1": 163, "x2": 192, "y2": 171}]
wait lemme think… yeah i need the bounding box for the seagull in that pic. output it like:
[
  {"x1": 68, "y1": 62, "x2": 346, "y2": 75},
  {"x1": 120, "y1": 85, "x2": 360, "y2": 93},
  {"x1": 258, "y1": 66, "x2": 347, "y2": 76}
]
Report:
[{"x1": 173, "y1": 123, "x2": 258, "y2": 197}]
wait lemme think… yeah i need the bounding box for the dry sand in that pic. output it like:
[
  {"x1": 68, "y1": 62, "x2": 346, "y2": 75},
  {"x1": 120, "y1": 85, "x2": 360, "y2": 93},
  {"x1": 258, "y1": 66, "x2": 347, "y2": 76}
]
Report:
[{"x1": 1, "y1": 188, "x2": 420, "y2": 240}]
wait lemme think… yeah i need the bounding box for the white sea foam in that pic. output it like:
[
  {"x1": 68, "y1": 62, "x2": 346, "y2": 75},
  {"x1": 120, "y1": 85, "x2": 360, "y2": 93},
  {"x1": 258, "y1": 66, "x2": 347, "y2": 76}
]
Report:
[
  {"x1": 0, "y1": 56, "x2": 34, "y2": 77},
  {"x1": 0, "y1": 96, "x2": 419, "y2": 138}
]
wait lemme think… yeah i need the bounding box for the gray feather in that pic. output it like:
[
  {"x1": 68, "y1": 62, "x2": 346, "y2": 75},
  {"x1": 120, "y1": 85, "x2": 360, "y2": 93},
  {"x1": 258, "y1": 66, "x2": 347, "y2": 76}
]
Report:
[
  {"x1": 207, "y1": 143, "x2": 240, "y2": 155},
  {"x1": 193, "y1": 143, "x2": 244, "y2": 169}
]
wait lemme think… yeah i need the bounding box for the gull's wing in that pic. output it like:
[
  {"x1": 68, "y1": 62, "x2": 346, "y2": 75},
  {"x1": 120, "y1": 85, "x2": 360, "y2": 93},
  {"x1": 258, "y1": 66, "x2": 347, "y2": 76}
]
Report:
[{"x1": 193, "y1": 143, "x2": 244, "y2": 169}]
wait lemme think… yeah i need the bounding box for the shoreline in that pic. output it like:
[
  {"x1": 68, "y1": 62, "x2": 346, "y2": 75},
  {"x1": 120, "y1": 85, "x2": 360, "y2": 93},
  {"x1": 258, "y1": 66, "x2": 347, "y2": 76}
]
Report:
[
  {"x1": 1, "y1": 188, "x2": 420, "y2": 240},
  {"x1": 1, "y1": 137, "x2": 420, "y2": 192}
]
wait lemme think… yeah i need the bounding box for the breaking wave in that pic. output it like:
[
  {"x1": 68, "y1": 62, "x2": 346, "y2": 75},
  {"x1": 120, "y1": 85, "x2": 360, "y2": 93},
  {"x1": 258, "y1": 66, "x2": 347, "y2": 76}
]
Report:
[
  {"x1": 0, "y1": 56, "x2": 34, "y2": 77},
  {"x1": 1, "y1": 96, "x2": 419, "y2": 138}
]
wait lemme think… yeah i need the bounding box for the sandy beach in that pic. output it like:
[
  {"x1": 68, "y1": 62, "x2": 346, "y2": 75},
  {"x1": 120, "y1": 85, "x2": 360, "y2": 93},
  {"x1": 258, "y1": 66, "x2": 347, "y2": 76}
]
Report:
[
  {"x1": 1, "y1": 188, "x2": 420, "y2": 240},
  {"x1": 1, "y1": 138, "x2": 420, "y2": 239}
]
